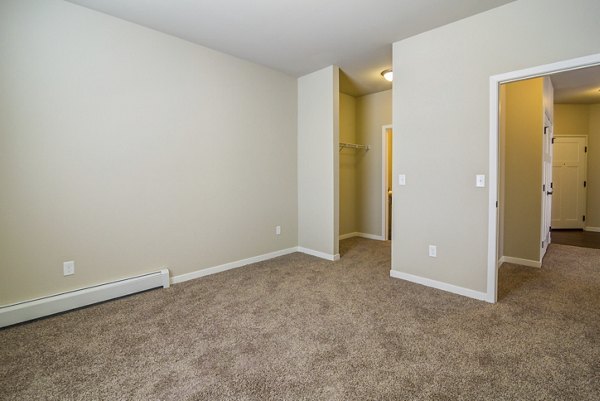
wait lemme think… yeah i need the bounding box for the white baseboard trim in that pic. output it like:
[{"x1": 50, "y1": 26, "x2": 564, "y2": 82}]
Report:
[
  {"x1": 171, "y1": 247, "x2": 298, "y2": 284},
  {"x1": 339, "y1": 232, "x2": 386, "y2": 241},
  {"x1": 389, "y1": 270, "x2": 488, "y2": 301},
  {"x1": 584, "y1": 226, "x2": 600, "y2": 233},
  {"x1": 357, "y1": 232, "x2": 386, "y2": 241},
  {"x1": 0, "y1": 269, "x2": 170, "y2": 328},
  {"x1": 297, "y1": 247, "x2": 340, "y2": 261},
  {"x1": 498, "y1": 256, "x2": 541, "y2": 268}
]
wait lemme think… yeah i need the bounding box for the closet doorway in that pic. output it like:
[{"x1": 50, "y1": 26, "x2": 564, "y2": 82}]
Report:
[
  {"x1": 382, "y1": 125, "x2": 393, "y2": 240},
  {"x1": 338, "y1": 87, "x2": 392, "y2": 245}
]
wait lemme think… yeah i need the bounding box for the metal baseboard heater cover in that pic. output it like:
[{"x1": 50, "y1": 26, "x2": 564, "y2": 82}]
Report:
[{"x1": 0, "y1": 269, "x2": 170, "y2": 328}]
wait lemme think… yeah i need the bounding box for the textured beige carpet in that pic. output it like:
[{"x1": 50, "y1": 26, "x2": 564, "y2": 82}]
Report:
[{"x1": 1, "y1": 238, "x2": 599, "y2": 400}]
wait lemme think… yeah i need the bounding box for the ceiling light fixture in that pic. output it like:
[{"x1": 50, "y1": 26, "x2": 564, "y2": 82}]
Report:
[{"x1": 381, "y1": 69, "x2": 393, "y2": 82}]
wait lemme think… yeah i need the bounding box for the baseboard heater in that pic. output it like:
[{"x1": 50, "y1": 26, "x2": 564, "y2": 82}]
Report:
[{"x1": 0, "y1": 269, "x2": 170, "y2": 328}]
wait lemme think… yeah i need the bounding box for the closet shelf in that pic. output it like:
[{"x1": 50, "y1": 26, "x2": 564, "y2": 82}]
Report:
[{"x1": 339, "y1": 142, "x2": 370, "y2": 151}]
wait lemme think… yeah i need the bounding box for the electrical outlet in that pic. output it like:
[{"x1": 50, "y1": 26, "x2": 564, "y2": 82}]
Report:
[
  {"x1": 275, "y1": 225, "x2": 281, "y2": 235},
  {"x1": 428, "y1": 245, "x2": 437, "y2": 258},
  {"x1": 63, "y1": 261, "x2": 75, "y2": 276}
]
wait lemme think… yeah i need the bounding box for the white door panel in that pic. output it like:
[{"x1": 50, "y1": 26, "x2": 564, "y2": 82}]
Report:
[
  {"x1": 551, "y1": 136, "x2": 587, "y2": 229},
  {"x1": 541, "y1": 115, "x2": 552, "y2": 257}
]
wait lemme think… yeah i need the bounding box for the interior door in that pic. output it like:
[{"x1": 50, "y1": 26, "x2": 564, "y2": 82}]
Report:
[
  {"x1": 551, "y1": 136, "x2": 587, "y2": 229},
  {"x1": 541, "y1": 114, "x2": 553, "y2": 257}
]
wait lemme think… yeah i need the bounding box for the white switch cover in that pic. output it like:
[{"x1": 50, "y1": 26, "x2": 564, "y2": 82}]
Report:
[
  {"x1": 398, "y1": 174, "x2": 406, "y2": 186},
  {"x1": 476, "y1": 174, "x2": 486, "y2": 187},
  {"x1": 275, "y1": 225, "x2": 281, "y2": 235},
  {"x1": 428, "y1": 245, "x2": 437, "y2": 258},
  {"x1": 63, "y1": 261, "x2": 75, "y2": 276}
]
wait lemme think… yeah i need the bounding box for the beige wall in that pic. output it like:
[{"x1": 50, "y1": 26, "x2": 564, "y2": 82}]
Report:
[
  {"x1": 339, "y1": 93, "x2": 358, "y2": 236},
  {"x1": 502, "y1": 78, "x2": 544, "y2": 262},
  {"x1": 554, "y1": 104, "x2": 590, "y2": 136},
  {"x1": 298, "y1": 66, "x2": 340, "y2": 257},
  {"x1": 356, "y1": 90, "x2": 392, "y2": 236},
  {"x1": 0, "y1": 0, "x2": 298, "y2": 305},
  {"x1": 554, "y1": 103, "x2": 600, "y2": 228},
  {"x1": 392, "y1": 0, "x2": 600, "y2": 293}
]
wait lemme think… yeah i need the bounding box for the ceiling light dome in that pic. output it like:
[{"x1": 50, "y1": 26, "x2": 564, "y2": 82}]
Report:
[{"x1": 381, "y1": 69, "x2": 393, "y2": 82}]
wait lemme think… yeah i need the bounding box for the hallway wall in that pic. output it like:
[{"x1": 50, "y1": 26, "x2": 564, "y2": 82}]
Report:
[{"x1": 502, "y1": 78, "x2": 544, "y2": 262}]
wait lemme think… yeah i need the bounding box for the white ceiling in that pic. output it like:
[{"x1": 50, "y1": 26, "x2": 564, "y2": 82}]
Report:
[
  {"x1": 551, "y1": 65, "x2": 600, "y2": 104},
  {"x1": 66, "y1": 0, "x2": 514, "y2": 97}
]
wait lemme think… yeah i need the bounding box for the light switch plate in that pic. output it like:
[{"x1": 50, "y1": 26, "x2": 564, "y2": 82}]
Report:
[
  {"x1": 398, "y1": 174, "x2": 406, "y2": 186},
  {"x1": 476, "y1": 174, "x2": 486, "y2": 187}
]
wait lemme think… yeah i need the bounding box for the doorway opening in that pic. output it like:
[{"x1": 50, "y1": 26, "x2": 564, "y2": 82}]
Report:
[
  {"x1": 498, "y1": 76, "x2": 554, "y2": 269},
  {"x1": 488, "y1": 53, "x2": 600, "y2": 303},
  {"x1": 337, "y1": 75, "x2": 392, "y2": 247},
  {"x1": 382, "y1": 125, "x2": 393, "y2": 240}
]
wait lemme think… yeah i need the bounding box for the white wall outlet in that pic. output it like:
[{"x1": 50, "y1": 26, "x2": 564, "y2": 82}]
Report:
[
  {"x1": 476, "y1": 174, "x2": 486, "y2": 187},
  {"x1": 275, "y1": 225, "x2": 281, "y2": 235},
  {"x1": 63, "y1": 261, "x2": 75, "y2": 276},
  {"x1": 398, "y1": 174, "x2": 406, "y2": 186},
  {"x1": 428, "y1": 245, "x2": 437, "y2": 258}
]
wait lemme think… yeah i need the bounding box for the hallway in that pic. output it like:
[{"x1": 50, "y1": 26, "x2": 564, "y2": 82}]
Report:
[{"x1": 551, "y1": 229, "x2": 600, "y2": 249}]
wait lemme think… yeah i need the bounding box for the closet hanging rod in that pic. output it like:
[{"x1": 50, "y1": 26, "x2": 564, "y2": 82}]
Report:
[{"x1": 339, "y1": 142, "x2": 370, "y2": 151}]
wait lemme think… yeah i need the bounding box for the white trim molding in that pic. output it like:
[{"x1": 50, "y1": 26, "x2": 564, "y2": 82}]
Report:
[
  {"x1": 338, "y1": 232, "x2": 386, "y2": 241},
  {"x1": 389, "y1": 270, "x2": 487, "y2": 301},
  {"x1": 357, "y1": 232, "x2": 385, "y2": 241},
  {"x1": 584, "y1": 227, "x2": 600, "y2": 233},
  {"x1": 171, "y1": 247, "x2": 298, "y2": 284},
  {"x1": 0, "y1": 269, "x2": 170, "y2": 328},
  {"x1": 172, "y1": 246, "x2": 342, "y2": 285},
  {"x1": 297, "y1": 247, "x2": 340, "y2": 261},
  {"x1": 498, "y1": 256, "x2": 542, "y2": 268}
]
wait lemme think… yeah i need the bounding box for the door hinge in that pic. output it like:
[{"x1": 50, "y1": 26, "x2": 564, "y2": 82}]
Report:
[
  {"x1": 542, "y1": 241, "x2": 545, "y2": 248},
  {"x1": 551, "y1": 182, "x2": 553, "y2": 189},
  {"x1": 543, "y1": 184, "x2": 546, "y2": 192},
  {"x1": 496, "y1": 200, "x2": 498, "y2": 208},
  {"x1": 585, "y1": 146, "x2": 587, "y2": 153},
  {"x1": 584, "y1": 180, "x2": 587, "y2": 188},
  {"x1": 552, "y1": 137, "x2": 555, "y2": 144},
  {"x1": 583, "y1": 215, "x2": 586, "y2": 222}
]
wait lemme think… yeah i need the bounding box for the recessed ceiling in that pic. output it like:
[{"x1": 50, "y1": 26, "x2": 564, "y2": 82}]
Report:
[
  {"x1": 552, "y1": 65, "x2": 600, "y2": 104},
  {"x1": 66, "y1": 0, "x2": 514, "y2": 97}
]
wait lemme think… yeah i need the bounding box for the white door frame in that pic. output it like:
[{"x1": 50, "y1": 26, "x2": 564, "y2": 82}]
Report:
[
  {"x1": 487, "y1": 53, "x2": 600, "y2": 303},
  {"x1": 381, "y1": 124, "x2": 393, "y2": 239}
]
